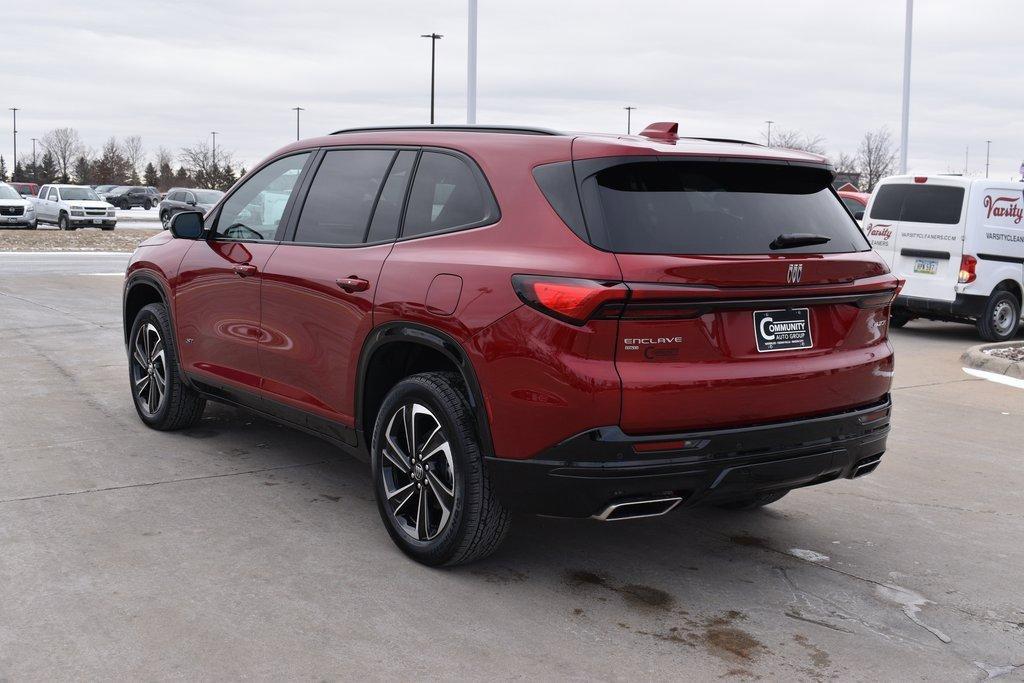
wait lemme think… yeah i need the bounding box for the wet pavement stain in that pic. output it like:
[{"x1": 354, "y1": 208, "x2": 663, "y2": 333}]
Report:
[
  {"x1": 471, "y1": 567, "x2": 529, "y2": 585},
  {"x1": 793, "y1": 634, "x2": 831, "y2": 670},
  {"x1": 730, "y1": 534, "x2": 771, "y2": 549},
  {"x1": 701, "y1": 627, "x2": 766, "y2": 661},
  {"x1": 565, "y1": 570, "x2": 675, "y2": 612}
]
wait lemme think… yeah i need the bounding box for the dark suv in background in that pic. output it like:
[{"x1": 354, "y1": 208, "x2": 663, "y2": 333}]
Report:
[
  {"x1": 158, "y1": 188, "x2": 225, "y2": 228},
  {"x1": 123, "y1": 124, "x2": 898, "y2": 566},
  {"x1": 107, "y1": 186, "x2": 160, "y2": 210}
]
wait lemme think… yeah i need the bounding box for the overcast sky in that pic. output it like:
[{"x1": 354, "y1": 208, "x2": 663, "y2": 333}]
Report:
[{"x1": 3, "y1": 0, "x2": 1022, "y2": 178}]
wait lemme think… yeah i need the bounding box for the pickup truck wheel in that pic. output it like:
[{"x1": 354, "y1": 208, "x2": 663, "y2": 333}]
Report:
[
  {"x1": 129, "y1": 303, "x2": 206, "y2": 430},
  {"x1": 58, "y1": 213, "x2": 73, "y2": 231},
  {"x1": 977, "y1": 290, "x2": 1021, "y2": 342},
  {"x1": 371, "y1": 371, "x2": 511, "y2": 566},
  {"x1": 716, "y1": 489, "x2": 789, "y2": 510}
]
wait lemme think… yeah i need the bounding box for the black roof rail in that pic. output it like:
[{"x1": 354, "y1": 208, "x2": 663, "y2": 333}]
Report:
[
  {"x1": 678, "y1": 136, "x2": 764, "y2": 146},
  {"x1": 330, "y1": 125, "x2": 562, "y2": 136}
]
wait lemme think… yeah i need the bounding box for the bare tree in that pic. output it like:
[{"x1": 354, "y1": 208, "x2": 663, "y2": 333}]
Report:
[
  {"x1": 179, "y1": 141, "x2": 236, "y2": 189},
  {"x1": 122, "y1": 135, "x2": 145, "y2": 183},
  {"x1": 41, "y1": 128, "x2": 85, "y2": 183},
  {"x1": 761, "y1": 127, "x2": 826, "y2": 155},
  {"x1": 833, "y1": 152, "x2": 858, "y2": 174},
  {"x1": 856, "y1": 127, "x2": 898, "y2": 192}
]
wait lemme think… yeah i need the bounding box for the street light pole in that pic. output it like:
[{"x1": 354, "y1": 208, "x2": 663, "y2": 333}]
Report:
[
  {"x1": 899, "y1": 0, "x2": 913, "y2": 174},
  {"x1": 421, "y1": 33, "x2": 443, "y2": 124},
  {"x1": 624, "y1": 106, "x2": 636, "y2": 135},
  {"x1": 9, "y1": 108, "x2": 18, "y2": 181},
  {"x1": 765, "y1": 120, "x2": 774, "y2": 147},
  {"x1": 211, "y1": 132, "x2": 218, "y2": 168},
  {"x1": 292, "y1": 107, "x2": 304, "y2": 140},
  {"x1": 985, "y1": 140, "x2": 991, "y2": 178},
  {"x1": 31, "y1": 138, "x2": 37, "y2": 181},
  {"x1": 467, "y1": 0, "x2": 477, "y2": 124}
]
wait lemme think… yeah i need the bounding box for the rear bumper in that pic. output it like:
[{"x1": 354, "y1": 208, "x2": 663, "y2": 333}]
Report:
[
  {"x1": 895, "y1": 294, "x2": 987, "y2": 321},
  {"x1": 485, "y1": 397, "x2": 891, "y2": 518}
]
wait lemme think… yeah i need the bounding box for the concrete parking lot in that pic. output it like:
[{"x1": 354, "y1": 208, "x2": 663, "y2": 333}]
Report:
[{"x1": 0, "y1": 252, "x2": 1021, "y2": 680}]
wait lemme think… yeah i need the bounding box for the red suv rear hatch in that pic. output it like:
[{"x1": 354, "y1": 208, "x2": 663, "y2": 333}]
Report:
[{"x1": 573, "y1": 156, "x2": 897, "y2": 434}]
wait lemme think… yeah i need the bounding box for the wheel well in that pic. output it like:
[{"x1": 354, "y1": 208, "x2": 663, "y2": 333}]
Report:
[
  {"x1": 361, "y1": 341, "x2": 462, "y2": 438},
  {"x1": 124, "y1": 281, "x2": 164, "y2": 344},
  {"x1": 993, "y1": 279, "x2": 1022, "y2": 305}
]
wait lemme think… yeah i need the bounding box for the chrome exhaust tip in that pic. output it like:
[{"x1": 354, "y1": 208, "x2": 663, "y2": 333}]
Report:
[
  {"x1": 853, "y1": 455, "x2": 882, "y2": 477},
  {"x1": 592, "y1": 496, "x2": 683, "y2": 522}
]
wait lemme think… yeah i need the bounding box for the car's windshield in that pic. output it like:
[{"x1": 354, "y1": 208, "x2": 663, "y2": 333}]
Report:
[
  {"x1": 108, "y1": 187, "x2": 128, "y2": 196},
  {"x1": 0, "y1": 185, "x2": 21, "y2": 200},
  {"x1": 194, "y1": 190, "x2": 224, "y2": 204},
  {"x1": 96, "y1": 185, "x2": 116, "y2": 193},
  {"x1": 61, "y1": 187, "x2": 101, "y2": 201}
]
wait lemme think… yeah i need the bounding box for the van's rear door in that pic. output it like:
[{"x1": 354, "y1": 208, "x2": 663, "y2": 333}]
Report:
[
  {"x1": 573, "y1": 155, "x2": 896, "y2": 434},
  {"x1": 865, "y1": 179, "x2": 966, "y2": 303}
]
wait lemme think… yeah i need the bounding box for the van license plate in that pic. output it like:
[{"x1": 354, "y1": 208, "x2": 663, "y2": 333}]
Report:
[
  {"x1": 753, "y1": 308, "x2": 813, "y2": 353},
  {"x1": 913, "y1": 258, "x2": 938, "y2": 275}
]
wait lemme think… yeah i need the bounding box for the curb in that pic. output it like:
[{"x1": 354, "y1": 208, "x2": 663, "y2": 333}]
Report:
[{"x1": 960, "y1": 342, "x2": 1024, "y2": 380}]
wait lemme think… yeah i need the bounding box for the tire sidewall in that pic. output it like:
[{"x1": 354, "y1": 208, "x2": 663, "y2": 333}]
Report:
[
  {"x1": 370, "y1": 376, "x2": 477, "y2": 566},
  {"x1": 128, "y1": 303, "x2": 178, "y2": 426},
  {"x1": 981, "y1": 291, "x2": 1021, "y2": 341},
  {"x1": 58, "y1": 213, "x2": 68, "y2": 231}
]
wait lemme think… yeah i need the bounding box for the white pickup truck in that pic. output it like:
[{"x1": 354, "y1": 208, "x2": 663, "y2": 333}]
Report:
[{"x1": 32, "y1": 184, "x2": 117, "y2": 231}]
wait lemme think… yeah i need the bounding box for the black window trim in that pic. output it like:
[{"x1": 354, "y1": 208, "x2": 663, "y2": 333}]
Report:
[
  {"x1": 205, "y1": 149, "x2": 316, "y2": 245},
  {"x1": 395, "y1": 145, "x2": 501, "y2": 242},
  {"x1": 281, "y1": 145, "x2": 417, "y2": 249}
]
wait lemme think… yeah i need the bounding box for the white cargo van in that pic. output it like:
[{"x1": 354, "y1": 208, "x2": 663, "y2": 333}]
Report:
[{"x1": 864, "y1": 175, "x2": 1024, "y2": 341}]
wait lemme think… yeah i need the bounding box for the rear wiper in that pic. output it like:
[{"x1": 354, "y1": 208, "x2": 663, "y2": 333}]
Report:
[{"x1": 769, "y1": 233, "x2": 832, "y2": 250}]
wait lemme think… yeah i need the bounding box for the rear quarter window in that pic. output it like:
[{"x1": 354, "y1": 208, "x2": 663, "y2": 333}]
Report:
[
  {"x1": 869, "y1": 184, "x2": 965, "y2": 224},
  {"x1": 578, "y1": 160, "x2": 868, "y2": 255}
]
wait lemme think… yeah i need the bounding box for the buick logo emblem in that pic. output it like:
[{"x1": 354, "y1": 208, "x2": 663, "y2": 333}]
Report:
[{"x1": 787, "y1": 263, "x2": 803, "y2": 284}]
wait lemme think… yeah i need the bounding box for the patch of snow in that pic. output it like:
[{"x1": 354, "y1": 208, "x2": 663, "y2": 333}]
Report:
[
  {"x1": 973, "y1": 662, "x2": 1018, "y2": 679},
  {"x1": 876, "y1": 583, "x2": 952, "y2": 644},
  {"x1": 788, "y1": 548, "x2": 830, "y2": 563}
]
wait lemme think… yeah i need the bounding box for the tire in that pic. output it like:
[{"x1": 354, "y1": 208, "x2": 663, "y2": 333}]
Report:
[
  {"x1": 716, "y1": 489, "x2": 790, "y2": 511},
  {"x1": 889, "y1": 310, "x2": 912, "y2": 328},
  {"x1": 27, "y1": 221, "x2": 37, "y2": 230},
  {"x1": 977, "y1": 290, "x2": 1021, "y2": 342},
  {"x1": 128, "y1": 303, "x2": 206, "y2": 430},
  {"x1": 58, "y1": 213, "x2": 74, "y2": 231},
  {"x1": 143, "y1": 200, "x2": 152, "y2": 210},
  {"x1": 371, "y1": 371, "x2": 511, "y2": 566},
  {"x1": 160, "y1": 210, "x2": 171, "y2": 229}
]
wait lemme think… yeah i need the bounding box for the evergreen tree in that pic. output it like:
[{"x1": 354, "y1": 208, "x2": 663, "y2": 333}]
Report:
[
  {"x1": 238, "y1": 167, "x2": 247, "y2": 178},
  {"x1": 12, "y1": 161, "x2": 24, "y2": 182},
  {"x1": 220, "y1": 164, "x2": 237, "y2": 191},
  {"x1": 0, "y1": 156, "x2": 7, "y2": 182},
  {"x1": 174, "y1": 167, "x2": 190, "y2": 184},
  {"x1": 38, "y1": 152, "x2": 58, "y2": 183},
  {"x1": 143, "y1": 162, "x2": 158, "y2": 187},
  {"x1": 158, "y1": 161, "x2": 174, "y2": 190},
  {"x1": 73, "y1": 156, "x2": 92, "y2": 185}
]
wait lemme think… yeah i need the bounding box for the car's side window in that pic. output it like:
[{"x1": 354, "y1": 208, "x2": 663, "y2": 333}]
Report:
[
  {"x1": 402, "y1": 151, "x2": 494, "y2": 239},
  {"x1": 214, "y1": 153, "x2": 310, "y2": 241},
  {"x1": 49, "y1": 188, "x2": 59, "y2": 201},
  {"x1": 167, "y1": 191, "x2": 180, "y2": 202},
  {"x1": 366, "y1": 150, "x2": 416, "y2": 243},
  {"x1": 293, "y1": 149, "x2": 395, "y2": 246},
  {"x1": 38, "y1": 186, "x2": 48, "y2": 199},
  {"x1": 185, "y1": 192, "x2": 196, "y2": 204}
]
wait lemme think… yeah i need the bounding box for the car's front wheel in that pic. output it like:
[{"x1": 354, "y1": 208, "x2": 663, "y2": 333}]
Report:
[
  {"x1": 160, "y1": 210, "x2": 172, "y2": 229},
  {"x1": 129, "y1": 303, "x2": 206, "y2": 430},
  {"x1": 371, "y1": 372, "x2": 510, "y2": 566},
  {"x1": 143, "y1": 200, "x2": 152, "y2": 210},
  {"x1": 58, "y1": 213, "x2": 74, "y2": 231}
]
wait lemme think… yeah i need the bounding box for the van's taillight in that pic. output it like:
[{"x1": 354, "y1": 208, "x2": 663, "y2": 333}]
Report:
[
  {"x1": 512, "y1": 275, "x2": 628, "y2": 325},
  {"x1": 958, "y1": 255, "x2": 977, "y2": 284}
]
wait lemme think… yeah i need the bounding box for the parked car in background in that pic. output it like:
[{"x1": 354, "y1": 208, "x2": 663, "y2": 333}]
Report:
[
  {"x1": 838, "y1": 190, "x2": 870, "y2": 221},
  {"x1": 0, "y1": 182, "x2": 37, "y2": 229},
  {"x1": 124, "y1": 123, "x2": 898, "y2": 565},
  {"x1": 94, "y1": 185, "x2": 119, "y2": 199},
  {"x1": 106, "y1": 186, "x2": 160, "y2": 210},
  {"x1": 865, "y1": 174, "x2": 1024, "y2": 340},
  {"x1": 32, "y1": 184, "x2": 116, "y2": 230},
  {"x1": 158, "y1": 188, "x2": 225, "y2": 228},
  {"x1": 8, "y1": 182, "x2": 40, "y2": 198}
]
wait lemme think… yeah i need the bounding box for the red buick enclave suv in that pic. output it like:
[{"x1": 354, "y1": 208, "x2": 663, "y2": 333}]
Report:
[{"x1": 123, "y1": 123, "x2": 898, "y2": 565}]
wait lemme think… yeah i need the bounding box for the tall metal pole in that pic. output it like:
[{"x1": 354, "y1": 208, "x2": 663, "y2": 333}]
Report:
[
  {"x1": 964, "y1": 146, "x2": 968, "y2": 175},
  {"x1": 31, "y1": 138, "x2": 37, "y2": 181},
  {"x1": 624, "y1": 106, "x2": 636, "y2": 135},
  {"x1": 211, "y1": 132, "x2": 218, "y2": 167},
  {"x1": 421, "y1": 33, "x2": 443, "y2": 124},
  {"x1": 467, "y1": 0, "x2": 477, "y2": 124},
  {"x1": 899, "y1": 0, "x2": 913, "y2": 174},
  {"x1": 292, "y1": 107, "x2": 304, "y2": 140},
  {"x1": 985, "y1": 140, "x2": 991, "y2": 178},
  {"x1": 765, "y1": 120, "x2": 774, "y2": 147},
  {"x1": 9, "y1": 108, "x2": 18, "y2": 181}
]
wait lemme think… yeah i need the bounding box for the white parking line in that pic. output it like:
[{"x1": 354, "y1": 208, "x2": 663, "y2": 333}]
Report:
[{"x1": 962, "y1": 367, "x2": 1024, "y2": 390}]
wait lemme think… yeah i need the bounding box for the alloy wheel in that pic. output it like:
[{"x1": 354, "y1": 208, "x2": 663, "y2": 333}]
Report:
[
  {"x1": 380, "y1": 403, "x2": 456, "y2": 542},
  {"x1": 131, "y1": 322, "x2": 167, "y2": 416}
]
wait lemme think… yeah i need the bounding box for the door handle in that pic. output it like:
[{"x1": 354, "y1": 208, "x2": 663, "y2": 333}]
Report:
[
  {"x1": 336, "y1": 276, "x2": 370, "y2": 293},
  {"x1": 233, "y1": 264, "x2": 257, "y2": 277}
]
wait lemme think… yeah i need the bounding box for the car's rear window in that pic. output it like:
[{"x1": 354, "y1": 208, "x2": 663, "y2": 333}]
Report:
[
  {"x1": 577, "y1": 161, "x2": 868, "y2": 255},
  {"x1": 868, "y1": 184, "x2": 965, "y2": 225}
]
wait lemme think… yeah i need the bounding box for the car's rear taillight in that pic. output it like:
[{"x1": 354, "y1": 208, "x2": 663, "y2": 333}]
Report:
[
  {"x1": 958, "y1": 255, "x2": 977, "y2": 284},
  {"x1": 511, "y1": 275, "x2": 628, "y2": 325}
]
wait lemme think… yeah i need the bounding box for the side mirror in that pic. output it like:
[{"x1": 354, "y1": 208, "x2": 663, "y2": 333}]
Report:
[
  {"x1": 854, "y1": 210, "x2": 865, "y2": 220},
  {"x1": 186, "y1": 199, "x2": 197, "y2": 206},
  {"x1": 169, "y1": 211, "x2": 205, "y2": 239}
]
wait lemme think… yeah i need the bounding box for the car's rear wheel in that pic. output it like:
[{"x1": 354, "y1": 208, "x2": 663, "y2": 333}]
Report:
[
  {"x1": 977, "y1": 290, "x2": 1021, "y2": 342},
  {"x1": 715, "y1": 489, "x2": 789, "y2": 511},
  {"x1": 129, "y1": 303, "x2": 206, "y2": 430},
  {"x1": 371, "y1": 372, "x2": 510, "y2": 566}
]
